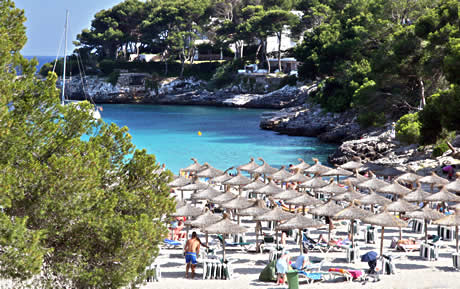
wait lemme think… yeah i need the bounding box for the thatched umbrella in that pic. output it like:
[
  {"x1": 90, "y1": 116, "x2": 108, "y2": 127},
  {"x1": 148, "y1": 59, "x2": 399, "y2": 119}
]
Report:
[
  {"x1": 434, "y1": 209, "x2": 460, "y2": 253},
  {"x1": 196, "y1": 162, "x2": 224, "y2": 178},
  {"x1": 341, "y1": 170, "x2": 369, "y2": 186},
  {"x1": 180, "y1": 180, "x2": 209, "y2": 192},
  {"x1": 191, "y1": 187, "x2": 222, "y2": 201},
  {"x1": 243, "y1": 179, "x2": 266, "y2": 198},
  {"x1": 273, "y1": 190, "x2": 302, "y2": 201},
  {"x1": 386, "y1": 199, "x2": 419, "y2": 240},
  {"x1": 358, "y1": 191, "x2": 392, "y2": 209},
  {"x1": 255, "y1": 207, "x2": 295, "y2": 246},
  {"x1": 220, "y1": 196, "x2": 255, "y2": 224},
  {"x1": 285, "y1": 168, "x2": 311, "y2": 184},
  {"x1": 250, "y1": 157, "x2": 278, "y2": 177},
  {"x1": 175, "y1": 199, "x2": 186, "y2": 209},
  {"x1": 374, "y1": 166, "x2": 404, "y2": 178},
  {"x1": 209, "y1": 166, "x2": 234, "y2": 185},
  {"x1": 181, "y1": 158, "x2": 204, "y2": 174},
  {"x1": 187, "y1": 208, "x2": 222, "y2": 246},
  {"x1": 171, "y1": 204, "x2": 203, "y2": 239},
  {"x1": 378, "y1": 182, "x2": 412, "y2": 197},
  {"x1": 363, "y1": 211, "x2": 408, "y2": 255},
  {"x1": 299, "y1": 177, "x2": 328, "y2": 190},
  {"x1": 357, "y1": 174, "x2": 389, "y2": 191},
  {"x1": 211, "y1": 191, "x2": 238, "y2": 204},
  {"x1": 277, "y1": 214, "x2": 324, "y2": 253},
  {"x1": 317, "y1": 179, "x2": 348, "y2": 195},
  {"x1": 169, "y1": 176, "x2": 191, "y2": 187},
  {"x1": 425, "y1": 187, "x2": 460, "y2": 203},
  {"x1": 339, "y1": 157, "x2": 363, "y2": 171},
  {"x1": 237, "y1": 200, "x2": 270, "y2": 252},
  {"x1": 334, "y1": 203, "x2": 372, "y2": 247},
  {"x1": 204, "y1": 214, "x2": 248, "y2": 260},
  {"x1": 254, "y1": 180, "x2": 284, "y2": 196},
  {"x1": 406, "y1": 206, "x2": 444, "y2": 243},
  {"x1": 332, "y1": 182, "x2": 364, "y2": 203},
  {"x1": 238, "y1": 157, "x2": 260, "y2": 172},
  {"x1": 309, "y1": 200, "x2": 343, "y2": 243},
  {"x1": 223, "y1": 169, "x2": 252, "y2": 194},
  {"x1": 403, "y1": 186, "x2": 430, "y2": 203},
  {"x1": 290, "y1": 158, "x2": 311, "y2": 172},
  {"x1": 322, "y1": 167, "x2": 353, "y2": 182},
  {"x1": 419, "y1": 172, "x2": 449, "y2": 193},
  {"x1": 395, "y1": 172, "x2": 422, "y2": 186},
  {"x1": 446, "y1": 177, "x2": 460, "y2": 193},
  {"x1": 269, "y1": 166, "x2": 293, "y2": 183},
  {"x1": 304, "y1": 158, "x2": 331, "y2": 175},
  {"x1": 284, "y1": 193, "x2": 324, "y2": 215}
]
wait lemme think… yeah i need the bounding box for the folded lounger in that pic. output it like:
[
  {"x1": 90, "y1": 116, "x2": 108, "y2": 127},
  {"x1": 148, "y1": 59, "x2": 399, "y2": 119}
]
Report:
[{"x1": 328, "y1": 268, "x2": 363, "y2": 282}]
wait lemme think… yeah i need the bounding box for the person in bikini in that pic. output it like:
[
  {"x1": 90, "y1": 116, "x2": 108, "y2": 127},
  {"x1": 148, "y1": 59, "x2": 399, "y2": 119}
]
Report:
[{"x1": 184, "y1": 231, "x2": 200, "y2": 279}]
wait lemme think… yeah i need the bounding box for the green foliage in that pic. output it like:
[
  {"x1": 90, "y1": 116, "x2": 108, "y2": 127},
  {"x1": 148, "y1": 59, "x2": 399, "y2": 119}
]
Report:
[
  {"x1": 1, "y1": 2, "x2": 175, "y2": 287},
  {"x1": 279, "y1": 75, "x2": 297, "y2": 87},
  {"x1": 432, "y1": 129, "x2": 456, "y2": 157},
  {"x1": 209, "y1": 60, "x2": 243, "y2": 88},
  {"x1": 357, "y1": 111, "x2": 386, "y2": 128},
  {"x1": 395, "y1": 112, "x2": 421, "y2": 144},
  {"x1": 99, "y1": 59, "x2": 116, "y2": 74},
  {"x1": 107, "y1": 70, "x2": 120, "y2": 86}
]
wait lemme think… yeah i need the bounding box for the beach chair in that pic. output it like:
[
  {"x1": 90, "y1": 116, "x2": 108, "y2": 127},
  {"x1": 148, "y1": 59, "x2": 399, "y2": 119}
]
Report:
[
  {"x1": 163, "y1": 239, "x2": 182, "y2": 249},
  {"x1": 216, "y1": 234, "x2": 252, "y2": 252},
  {"x1": 328, "y1": 268, "x2": 363, "y2": 282},
  {"x1": 297, "y1": 271, "x2": 325, "y2": 284},
  {"x1": 301, "y1": 233, "x2": 332, "y2": 253}
]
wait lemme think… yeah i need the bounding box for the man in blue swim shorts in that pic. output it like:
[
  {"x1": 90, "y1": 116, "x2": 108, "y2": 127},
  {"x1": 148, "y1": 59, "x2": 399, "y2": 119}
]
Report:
[{"x1": 184, "y1": 231, "x2": 200, "y2": 278}]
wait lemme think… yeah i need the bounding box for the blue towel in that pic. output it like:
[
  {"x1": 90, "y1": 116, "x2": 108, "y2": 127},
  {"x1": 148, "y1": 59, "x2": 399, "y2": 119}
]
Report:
[
  {"x1": 164, "y1": 239, "x2": 181, "y2": 246},
  {"x1": 298, "y1": 271, "x2": 323, "y2": 280}
]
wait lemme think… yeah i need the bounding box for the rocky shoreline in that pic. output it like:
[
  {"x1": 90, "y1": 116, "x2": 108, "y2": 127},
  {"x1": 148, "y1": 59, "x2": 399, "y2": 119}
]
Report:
[{"x1": 65, "y1": 74, "x2": 459, "y2": 174}]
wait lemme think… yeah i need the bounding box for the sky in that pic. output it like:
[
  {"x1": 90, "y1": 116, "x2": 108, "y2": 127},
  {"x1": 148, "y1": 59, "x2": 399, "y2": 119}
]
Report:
[{"x1": 15, "y1": 0, "x2": 122, "y2": 56}]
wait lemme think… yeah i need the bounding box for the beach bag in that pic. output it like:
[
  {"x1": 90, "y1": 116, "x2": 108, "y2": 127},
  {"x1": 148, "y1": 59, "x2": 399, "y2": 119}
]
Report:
[{"x1": 259, "y1": 260, "x2": 277, "y2": 282}]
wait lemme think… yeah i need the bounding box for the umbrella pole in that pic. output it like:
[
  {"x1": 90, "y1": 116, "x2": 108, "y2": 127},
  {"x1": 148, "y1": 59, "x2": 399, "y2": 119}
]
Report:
[
  {"x1": 276, "y1": 221, "x2": 279, "y2": 248},
  {"x1": 181, "y1": 190, "x2": 184, "y2": 200},
  {"x1": 256, "y1": 222, "x2": 260, "y2": 253},
  {"x1": 351, "y1": 219, "x2": 354, "y2": 247},
  {"x1": 328, "y1": 222, "x2": 332, "y2": 245},
  {"x1": 299, "y1": 228, "x2": 303, "y2": 254},
  {"x1": 223, "y1": 235, "x2": 226, "y2": 261},
  {"x1": 456, "y1": 225, "x2": 459, "y2": 253},
  {"x1": 206, "y1": 232, "x2": 209, "y2": 248},
  {"x1": 380, "y1": 226, "x2": 385, "y2": 256},
  {"x1": 425, "y1": 219, "x2": 428, "y2": 244},
  {"x1": 399, "y1": 212, "x2": 403, "y2": 240},
  {"x1": 302, "y1": 205, "x2": 305, "y2": 216}
]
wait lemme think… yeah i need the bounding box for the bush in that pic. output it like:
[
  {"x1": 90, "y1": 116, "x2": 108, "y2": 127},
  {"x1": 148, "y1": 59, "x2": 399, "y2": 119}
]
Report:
[
  {"x1": 279, "y1": 75, "x2": 297, "y2": 88},
  {"x1": 209, "y1": 60, "x2": 244, "y2": 88},
  {"x1": 395, "y1": 112, "x2": 421, "y2": 144},
  {"x1": 432, "y1": 129, "x2": 456, "y2": 157},
  {"x1": 107, "y1": 70, "x2": 120, "y2": 86},
  {"x1": 99, "y1": 59, "x2": 116, "y2": 75},
  {"x1": 357, "y1": 111, "x2": 386, "y2": 128}
]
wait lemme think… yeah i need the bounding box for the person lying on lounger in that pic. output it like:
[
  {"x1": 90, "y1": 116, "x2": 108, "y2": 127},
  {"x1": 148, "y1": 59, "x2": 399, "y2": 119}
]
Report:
[{"x1": 317, "y1": 233, "x2": 352, "y2": 247}]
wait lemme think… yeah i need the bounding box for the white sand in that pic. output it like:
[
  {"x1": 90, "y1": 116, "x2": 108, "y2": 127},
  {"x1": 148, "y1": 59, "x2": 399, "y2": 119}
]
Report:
[{"x1": 142, "y1": 214, "x2": 460, "y2": 289}]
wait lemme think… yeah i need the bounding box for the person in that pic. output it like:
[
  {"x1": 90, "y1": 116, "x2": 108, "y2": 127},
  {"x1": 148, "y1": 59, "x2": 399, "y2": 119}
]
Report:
[
  {"x1": 276, "y1": 251, "x2": 290, "y2": 285},
  {"x1": 317, "y1": 233, "x2": 351, "y2": 247},
  {"x1": 184, "y1": 231, "x2": 200, "y2": 279},
  {"x1": 293, "y1": 250, "x2": 310, "y2": 270},
  {"x1": 442, "y1": 164, "x2": 456, "y2": 180}
]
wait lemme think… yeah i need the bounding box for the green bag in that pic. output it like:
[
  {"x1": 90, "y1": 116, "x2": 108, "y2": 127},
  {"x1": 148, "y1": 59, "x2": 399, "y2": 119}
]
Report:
[{"x1": 259, "y1": 260, "x2": 277, "y2": 282}]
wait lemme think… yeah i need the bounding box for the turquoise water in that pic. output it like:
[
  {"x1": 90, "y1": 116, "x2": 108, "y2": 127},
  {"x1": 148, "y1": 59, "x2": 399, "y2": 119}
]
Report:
[{"x1": 102, "y1": 104, "x2": 337, "y2": 174}]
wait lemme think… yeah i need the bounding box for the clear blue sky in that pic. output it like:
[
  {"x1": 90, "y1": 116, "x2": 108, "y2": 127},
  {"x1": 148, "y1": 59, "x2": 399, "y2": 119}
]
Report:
[{"x1": 15, "y1": 0, "x2": 123, "y2": 56}]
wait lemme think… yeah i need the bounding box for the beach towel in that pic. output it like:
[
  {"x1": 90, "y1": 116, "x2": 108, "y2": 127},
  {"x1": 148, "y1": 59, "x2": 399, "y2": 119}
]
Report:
[
  {"x1": 259, "y1": 260, "x2": 277, "y2": 282},
  {"x1": 328, "y1": 268, "x2": 362, "y2": 279}
]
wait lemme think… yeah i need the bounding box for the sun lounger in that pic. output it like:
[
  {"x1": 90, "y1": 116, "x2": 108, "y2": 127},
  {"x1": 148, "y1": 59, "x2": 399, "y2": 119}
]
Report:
[
  {"x1": 297, "y1": 271, "x2": 325, "y2": 284},
  {"x1": 163, "y1": 238, "x2": 182, "y2": 248},
  {"x1": 397, "y1": 242, "x2": 420, "y2": 252},
  {"x1": 328, "y1": 268, "x2": 363, "y2": 282}
]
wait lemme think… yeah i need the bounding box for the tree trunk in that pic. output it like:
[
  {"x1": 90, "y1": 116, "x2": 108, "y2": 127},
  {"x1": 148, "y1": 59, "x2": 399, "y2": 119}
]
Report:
[
  {"x1": 264, "y1": 40, "x2": 270, "y2": 74},
  {"x1": 277, "y1": 32, "x2": 282, "y2": 73},
  {"x1": 180, "y1": 50, "x2": 185, "y2": 78},
  {"x1": 419, "y1": 77, "x2": 426, "y2": 109}
]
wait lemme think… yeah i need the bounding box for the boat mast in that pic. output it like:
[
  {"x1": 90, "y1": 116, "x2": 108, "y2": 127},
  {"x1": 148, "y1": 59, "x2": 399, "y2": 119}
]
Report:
[{"x1": 61, "y1": 10, "x2": 69, "y2": 105}]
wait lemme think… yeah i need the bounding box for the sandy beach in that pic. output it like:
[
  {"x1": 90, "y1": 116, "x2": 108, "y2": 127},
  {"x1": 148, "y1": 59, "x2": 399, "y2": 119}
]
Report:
[{"x1": 141, "y1": 189, "x2": 460, "y2": 289}]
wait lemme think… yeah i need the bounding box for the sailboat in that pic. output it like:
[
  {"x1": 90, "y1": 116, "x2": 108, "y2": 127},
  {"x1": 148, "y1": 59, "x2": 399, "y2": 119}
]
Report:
[{"x1": 60, "y1": 10, "x2": 101, "y2": 120}]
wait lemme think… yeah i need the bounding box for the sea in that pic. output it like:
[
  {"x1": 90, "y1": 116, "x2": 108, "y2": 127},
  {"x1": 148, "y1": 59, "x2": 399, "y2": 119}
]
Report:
[
  {"x1": 27, "y1": 56, "x2": 337, "y2": 174},
  {"x1": 24, "y1": 55, "x2": 55, "y2": 73},
  {"x1": 101, "y1": 104, "x2": 337, "y2": 174}
]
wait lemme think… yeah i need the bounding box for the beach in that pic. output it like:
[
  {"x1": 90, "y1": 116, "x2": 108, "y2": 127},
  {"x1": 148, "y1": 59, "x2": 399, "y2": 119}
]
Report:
[{"x1": 141, "y1": 190, "x2": 460, "y2": 289}]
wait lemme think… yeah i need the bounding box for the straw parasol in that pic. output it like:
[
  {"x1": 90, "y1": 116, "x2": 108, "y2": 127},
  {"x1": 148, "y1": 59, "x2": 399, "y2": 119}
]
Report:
[
  {"x1": 209, "y1": 166, "x2": 234, "y2": 184},
  {"x1": 363, "y1": 211, "x2": 408, "y2": 255},
  {"x1": 321, "y1": 167, "x2": 353, "y2": 183},
  {"x1": 243, "y1": 179, "x2": 266, "y2": 190},
  {"x1": 374, "y1": 166, "x2": 404, "y2": 178},
  {"x1": 317, "y1": 179, "x2": 348, "y2": 195},
  {"x1": 190, "y1": 187, "x2": 222, "y2": 201},
  {"x1": 358, "y1": 191, "x2": 392, "y2": 207},
  {"x1": 273, "y1": 190, "x2": 302, "y2": 201},
  {"x1": 377, "y1": 182, "x2": 412, "y2": 197},
  {"x1": 254, "y1": 180, "x2": 284, "y2": 196},
  {"x1": 395, "y1": 172, "x2": 422, "y2": 185},
  {"x1": 237, "y1": 200, "x2": 270, "y2": 252},
  {"x1": 290, "y1": 158, "x2": 311, "y2": 172},
  {"x1": 277, "y1": 214, "x2": 324, "y2": 253},
  {"x1": 339, "y1": 157, "x2": 363, "y2": 171},
  {"x1": 181, "y1": 158, "x2": 204, "y2": 173},
  {"x1": 220, "y1": 196, "x2": 255, "y2": 210},
  {"x1": 223, "y1": 169, "x2": 252, "y2": 194},
  {"x1": 180, "y1": 180, "x2": 209, "y2": 191},
  {"x1": 357, "y1": 174, "x2": 389, "y2": 191},
  {"x1": 171, "y1": 203, "x2": 203, "y2": 238},
  {"x1": 211, "y1": 191, "x2": 238, "y2": 204},
  {"x1": 334, "y1": 203, "x2": 372, "y2": 247},
  {"x1": 331, "y1": 183, "x2": 364, "y2": 203},
  {"x1": 309, "y1": 200, "x2": 343, "y2": 243},
  {"x1": 175, "y1": 199, "x2": 186, "y2": 209},
  {"x1": 187, "y1": 208, "x2": 222, "y2": 246},
  {"x1": 255, "y1": 207, "x2": 295, "y2": 246},
  {"x1": 168, "y1": 176, "x2": 191, "y2": 187},
  {"x1": 250, "y1": 157, "x2": 278, "y2": 176},
  {"x1": 285, "y1": 168, "x2": 311, "y2": 184},
  {"x1": 434, "y1": 209, "x2": 460, "y2": 253},
  {"x1": 196, "y1": 162, "x2": 224, "y2": 178},
  {"x1": 203, "y1": 214, "x2": 248, "y2": 260},
  {"x1": 299, "y1": 177, "x2": 329, "y2": 190},
  {"x1": 269, "y1": 166, "x2": 293, "y2": 182},
  {"x1": 386, "y1": 199, "x2": 419, "y2": 239},
  {"x1": 445, "y1": 174, "x2": 460, "y2": 193},
  {"x1": 406, "y1": 206, "x2": 444, "y2": 243},
  {"x1": 419, "y1": 172, "x2": 449, "y2": 192},
  {"x1": 425, "y1": 187, "x2": 460, "y2": 203},
  {"x1": 284, "y1": 193, "x2": 324, "y2": 215},
  {"x1": 238, "y1": 157, "x2": 260, "y2": 172},
  {"x1": 304, "y1": 158, "x2": 331, "y2": 175},
  {"x1": 403, "y1": 186, "x2": 430, "y2": 203},
  {"x1": 341, "y1": 170, "x2": 369, "y2": 186}
]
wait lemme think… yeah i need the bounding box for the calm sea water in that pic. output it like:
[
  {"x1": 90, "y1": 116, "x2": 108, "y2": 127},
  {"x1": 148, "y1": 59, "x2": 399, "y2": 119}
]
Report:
[
  {"x1": 24, "y1": 56, "x2": 55, "y2": 73},
  {"x1": 101, "y1": 104, "x2": 337, "y2": 174}
]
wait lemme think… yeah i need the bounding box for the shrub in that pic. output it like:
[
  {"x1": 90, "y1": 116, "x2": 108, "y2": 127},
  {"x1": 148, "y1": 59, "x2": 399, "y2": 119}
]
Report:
[
  {"x1": 99, "y1": 59, "x2": 116, "y2": 75},
  {"x1": 357, "y1": 111, "x2": 386, "y2": 128},
  {"x1": 279, "y1": 75, "x2": 297, "y2": 88},
  {"x1": 107, "y1": 70, "x2": 120, "y2": 86},
  {"x1": 432, "y1": 129, "x2": 456, "y2": 157},
  {"x1": 395, "y1": 112, "x2": 421, "y2": 144}
]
